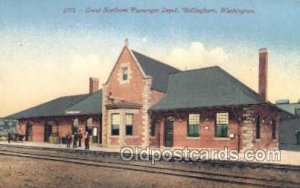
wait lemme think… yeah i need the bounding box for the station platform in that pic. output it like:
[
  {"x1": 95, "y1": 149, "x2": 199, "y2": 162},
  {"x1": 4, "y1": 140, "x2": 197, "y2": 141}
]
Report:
[
  {"x1": 0, "y1": 141, "x2": 120, "y2": 153},
  {"x1": 1, "y1": 141, "x2": 300, "y2": 166}
]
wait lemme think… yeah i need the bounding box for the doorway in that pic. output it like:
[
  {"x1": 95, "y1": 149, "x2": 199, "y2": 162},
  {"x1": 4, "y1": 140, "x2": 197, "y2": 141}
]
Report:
[
  {"x1": 164, "y1": 116, "x2": 174, "y2": 147},
  {"x1": 44, "y1": 121, "x2": 53, "y2": 142},
  {"x1": 25, "y1": 122, "x2": 32, "y2": 141},
  {"x1": 296, "y1": 131, "x2": 300, "y2": 145}
]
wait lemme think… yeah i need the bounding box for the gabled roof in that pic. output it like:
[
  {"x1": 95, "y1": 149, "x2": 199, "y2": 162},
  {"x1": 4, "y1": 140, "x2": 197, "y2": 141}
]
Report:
[
  {"x1": 7, "y1": 94, "x2": 90, "y2": 119},
  {"x1": 131, "y1": 50, "x2": 180, "y2": 92},
  {"x1": 65, "y1": 90, "x2": 102, "y2": 115},
  {"x1": 276, "y1": 103, "x2": 300, "y2": 116},
  {"x1": 150, "y1": 66, "x2": 266, "y2": 111}
]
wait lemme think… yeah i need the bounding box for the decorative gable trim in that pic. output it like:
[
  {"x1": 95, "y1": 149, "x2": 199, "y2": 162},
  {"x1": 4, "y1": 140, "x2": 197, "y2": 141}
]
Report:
[
  {"x1": 128, "y1": 48, "x2": 147, "y2": 78},
  {"x1": 104, "y1": 46, "x2": 147, "y2": 85}
]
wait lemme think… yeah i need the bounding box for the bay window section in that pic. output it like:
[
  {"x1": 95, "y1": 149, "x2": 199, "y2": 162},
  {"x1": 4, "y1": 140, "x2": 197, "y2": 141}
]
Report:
[
  {"x1": 111, "y1": 114, "x2": 120, "y2": 136},
  {"x1": 126, "y1": 114, "x2": 133, "y2": 135}
]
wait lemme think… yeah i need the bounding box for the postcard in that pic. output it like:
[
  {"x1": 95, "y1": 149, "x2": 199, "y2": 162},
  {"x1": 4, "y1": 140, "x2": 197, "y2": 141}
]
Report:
[{"x1": 0, "y1": 0, "x2": 300, "y2": 187}]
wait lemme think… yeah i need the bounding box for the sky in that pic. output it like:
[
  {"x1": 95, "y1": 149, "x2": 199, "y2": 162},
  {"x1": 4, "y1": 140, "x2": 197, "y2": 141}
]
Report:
[{"x1": 0, "y1": 0, "x2": 300, "y2": 117}]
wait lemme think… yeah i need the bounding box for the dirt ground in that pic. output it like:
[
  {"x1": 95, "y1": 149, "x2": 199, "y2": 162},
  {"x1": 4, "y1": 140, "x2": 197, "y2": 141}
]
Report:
[{"x1": 0, "y1": 155, "x2": 244, "y2": 188}]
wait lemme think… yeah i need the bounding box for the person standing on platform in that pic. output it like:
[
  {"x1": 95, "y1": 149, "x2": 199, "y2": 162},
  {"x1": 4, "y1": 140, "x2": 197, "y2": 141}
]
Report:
[
  {"x1": 73, "y1": 132, "x2": 78, "y2": 148},
  {"x1": 85, "y1": 132, "x2": 90, "y2": 150},
  {"x1": 66, "y1": 132, "x2": 71, "y2": 148},
  {"x1": 7, "y1": 132, "x2": 11, "y2": 143},
  {"x1": 78, "y1": 130, "x2": 83, "y2": 148}
]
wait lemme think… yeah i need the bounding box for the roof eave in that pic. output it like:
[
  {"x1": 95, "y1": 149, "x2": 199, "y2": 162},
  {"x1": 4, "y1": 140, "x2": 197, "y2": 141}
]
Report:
[{"x1": 149, "y1": 103, "x2": 266, "y2": 112}]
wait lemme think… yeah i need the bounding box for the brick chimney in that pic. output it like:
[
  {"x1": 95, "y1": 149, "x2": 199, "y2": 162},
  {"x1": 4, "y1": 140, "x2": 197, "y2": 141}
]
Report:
[
  {"x1": 258, "y1": 48, "x2": 268, "y2": 101},
  {"x1": 89, "y1": 77, "x2": 99, "y2": 94}
]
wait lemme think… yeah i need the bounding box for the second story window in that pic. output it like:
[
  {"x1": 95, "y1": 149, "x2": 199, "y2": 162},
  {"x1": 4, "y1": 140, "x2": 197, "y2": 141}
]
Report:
[
  {"x1": 215, "y1": 113, "x2": 229, "y2": 137},
  {"x1": 122, "y1": 67, "x2": 128, "y2": 81}
]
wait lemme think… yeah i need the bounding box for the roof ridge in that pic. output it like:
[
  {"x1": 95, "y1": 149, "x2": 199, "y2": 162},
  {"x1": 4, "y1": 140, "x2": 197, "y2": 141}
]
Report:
[
  {"x1": 131, "y1": 49, "x2": 180, "y2": 71},
  {"x1": 277, "y1": 103, "x2": 300, "y2": 105},
  {"x1": 63, "y1": 94, "x2": 91, "y2": 110},
  {"x1": 216, "y1": 67, "x2": 266, "y2": 103},
  {"x1": 169, "y1": 66, "x2": 220, "y2": 75},
  {"x1": 6, "y1": 93, "x2": 90, "y2": 118},
  {"x1": 66, "y1": 89, "x2": 102, "y2": 110},
  {"x1": 58, "y1": 93, "x2": 89, "y2": 99}
]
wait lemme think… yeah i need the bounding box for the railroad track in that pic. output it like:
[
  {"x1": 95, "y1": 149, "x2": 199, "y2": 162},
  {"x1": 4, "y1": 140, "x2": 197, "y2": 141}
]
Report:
[
  {"x1": 2, "y1": 144, "x2": 300, "y2": 172},
  {"x1": 0, "y1": 146, "x2": 299, "y2": 187}
]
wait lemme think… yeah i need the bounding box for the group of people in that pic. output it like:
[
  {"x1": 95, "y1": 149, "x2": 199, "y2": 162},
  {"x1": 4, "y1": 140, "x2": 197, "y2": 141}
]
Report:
[
  {"x1": 65, "y1": 130, "x2": 90, "y2": 150},
  {"x1": 7, "y1": 132, "x2": 24, "y2": 143}
]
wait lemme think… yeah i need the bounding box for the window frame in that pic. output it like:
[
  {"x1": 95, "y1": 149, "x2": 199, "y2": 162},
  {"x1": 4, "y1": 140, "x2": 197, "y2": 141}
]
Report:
[
  {"x1": 125, "y1": 113, "x2": 134, "y2": 136},
  {"x1": 187, "y1": 113, "x2": 200, "y2": 137},
  {"x1": 215, "y1": 112, "x2": 229, "y2": 138},
  {"x1": 122, "y1": 67, "x2": 128, "y2": 81},
  {"x1": 111, "y1": 113, "x2": 120, "y2": 136}
]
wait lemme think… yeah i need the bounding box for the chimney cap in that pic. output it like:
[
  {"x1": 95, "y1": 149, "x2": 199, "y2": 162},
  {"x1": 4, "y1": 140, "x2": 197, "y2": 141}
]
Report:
[
  {"x1": 275, "y1": 99, "x2": 290, "y2": 104},
  {"x1": 259, "y1": 48, "x2": 268, "y2": 53},
  {"x1": 89, "y1": 77, "x2": 99, "y2": 81},
  {"x1": 124, "y1": 38, "x2": 129, "y2": 47}
]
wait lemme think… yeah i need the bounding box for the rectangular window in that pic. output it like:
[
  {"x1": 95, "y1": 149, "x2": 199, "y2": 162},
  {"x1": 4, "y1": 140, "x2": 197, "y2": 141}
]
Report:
[
  {"x1": 111, "y1": 114, "x2": 120, "y2": 136},
  {"x1": 126, "y1": 114, "x2": 133, "y2": 135},
  {"x1": 272, "y1": 120, "x2": 276, "y2": 139},
  {"x1": 256, "y1": 115, "x2": 261, "y2": 139},
  {"x1": 188, "y1": 114, "x2": 200, "y2": 137},
  {"x1": 122, "y1": 67, "x2": 128, "y2": 80},
  {"x1": 216, "y1": 113, "x2": 229, "y2": 137}
]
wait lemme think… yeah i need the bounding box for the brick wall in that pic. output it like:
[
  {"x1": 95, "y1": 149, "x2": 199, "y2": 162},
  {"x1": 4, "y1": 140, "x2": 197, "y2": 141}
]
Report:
[
  {"x1": 153, "y1": 105, "x2": 280, "y2": 150},
  {"x1": 250, "y1": 105, "x2": 279, "y2": 149},
  {"x1": 154, "y1": 110, "x2": 239, "y2": 149},
  {"x1": 17, "y1": 115, "x2": 101, "y2": 143},
  {"x1": 103, "y1": 46, "x2": 149, "y2": 146}
]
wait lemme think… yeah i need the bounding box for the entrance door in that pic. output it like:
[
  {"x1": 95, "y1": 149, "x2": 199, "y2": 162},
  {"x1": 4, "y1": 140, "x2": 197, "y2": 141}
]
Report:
[
  {"x1": 44, "y1": 122, "x2": 52, "y2": 142},
  {"x1": 296, "y1": 131, "x2": 300, "y2": 145},
  {"x1": 164, "y1": 116, "x2": 174, "y2": 147},
  {"x1": 25, "y1": 124, "x2": 32, "y2": 141}
]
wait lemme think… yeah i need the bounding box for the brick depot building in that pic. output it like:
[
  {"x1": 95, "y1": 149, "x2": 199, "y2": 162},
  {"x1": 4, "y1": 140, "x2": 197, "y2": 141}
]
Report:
[
  {"x1": 8, "y1": 78, "x2": 102, "y2": 144},
  {"x1": 8, "y1": 42, "x2": 292, "y2": 151}
]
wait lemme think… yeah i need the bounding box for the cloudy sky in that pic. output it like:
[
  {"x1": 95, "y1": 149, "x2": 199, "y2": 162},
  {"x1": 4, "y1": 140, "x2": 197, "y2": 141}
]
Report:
[{"x1": 1, "y1": 0, "x2": 300, "y2": 116}]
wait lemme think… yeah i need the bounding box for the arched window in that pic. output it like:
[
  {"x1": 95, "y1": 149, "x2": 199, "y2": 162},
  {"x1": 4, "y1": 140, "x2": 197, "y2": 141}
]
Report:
[
  {"x1": 256, "y1": 115, "x2": 261, "y2": 139},
  {"x1": 272, "y1": 119, "x2": 276, "y2": 139},
  {"x1": 86, "y1": 118, "x2": 93, "y2": 135},
  {"x1": 72, "y1": 119, "x2": 78, "y2": 134}
]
